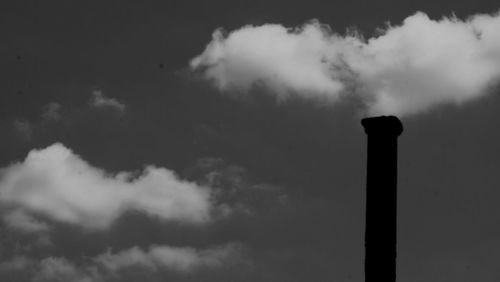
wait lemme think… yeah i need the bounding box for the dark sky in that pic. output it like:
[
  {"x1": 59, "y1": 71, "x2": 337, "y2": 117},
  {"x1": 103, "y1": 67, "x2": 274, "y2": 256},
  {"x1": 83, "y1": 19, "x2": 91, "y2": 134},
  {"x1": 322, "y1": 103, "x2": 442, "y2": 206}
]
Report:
[{"x1": 1, "y1": 1, "x2": 500, "y2": 281}]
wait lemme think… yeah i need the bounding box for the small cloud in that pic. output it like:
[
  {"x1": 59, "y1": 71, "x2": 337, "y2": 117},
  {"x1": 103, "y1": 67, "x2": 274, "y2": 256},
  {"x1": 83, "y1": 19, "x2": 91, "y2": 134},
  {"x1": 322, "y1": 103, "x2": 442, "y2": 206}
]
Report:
[
  {"x1": 34, "y1": 257, "x2": 91, "y2": 282},
  {"x1": 89, "y1": 90, "x2": 127, "y2": 115},
  {"x1": 95, "y1": 243, "x2": 243, "y2": 273},
  {"x1": 3, "y1": 210, "x2": 51, "y2": 233},
  {"x1": 40, "y1": 102, "x2": 62, "y2": 122},
  {"x1": 186, "y1": 157, "x2": 290, "y2": 217},
  {"x1": 0, "y1": 256, "x2": 33, "y2": 271},
  {"x1": 11, "y1": 102, "x2": 61, "y2": 142},
  {"x1": 13, "y1": 119, "x2": 33, "y2": 142}
]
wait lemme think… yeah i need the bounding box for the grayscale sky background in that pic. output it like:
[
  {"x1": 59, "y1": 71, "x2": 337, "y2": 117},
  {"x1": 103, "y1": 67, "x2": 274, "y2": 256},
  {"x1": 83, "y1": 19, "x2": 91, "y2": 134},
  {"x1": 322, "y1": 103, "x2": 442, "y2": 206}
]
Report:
[{"x1": 1, "y1": 1, "x2": 499, "y2": 281}]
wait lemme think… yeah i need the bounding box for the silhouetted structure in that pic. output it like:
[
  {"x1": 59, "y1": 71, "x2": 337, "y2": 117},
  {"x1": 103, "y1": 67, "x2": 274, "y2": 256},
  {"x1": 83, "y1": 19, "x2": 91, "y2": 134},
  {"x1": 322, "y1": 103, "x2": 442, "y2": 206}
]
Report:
[{"x1": 362, "y1": 116, "x2": 403, "y2": 282}]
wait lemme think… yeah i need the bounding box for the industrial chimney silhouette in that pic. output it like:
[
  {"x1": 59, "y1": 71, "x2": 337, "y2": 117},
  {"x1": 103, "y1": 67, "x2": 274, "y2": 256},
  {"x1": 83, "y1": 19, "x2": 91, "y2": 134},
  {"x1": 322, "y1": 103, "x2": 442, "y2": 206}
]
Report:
[{"x1": 362, "y1": 115, "x2": 403, "y2": 282}]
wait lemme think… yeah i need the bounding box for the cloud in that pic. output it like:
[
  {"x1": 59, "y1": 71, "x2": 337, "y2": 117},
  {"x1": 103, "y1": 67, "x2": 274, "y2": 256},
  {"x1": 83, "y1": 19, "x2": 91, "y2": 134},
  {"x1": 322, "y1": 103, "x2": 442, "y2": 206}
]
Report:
[
  {"x1": 0, "y1": 143, "x2": 213, "y2": 229},
  {"x1": 191, "y1": 11, "x2": 500, "y2": 116},
  {"x1": 2, "y1": 209, "x2": 51, "y2": 233},
  {"x1": 90, "y1": 90, "x2": 127, "y2": 115},
  {"x1": 34, "y1": 257, "x2": 94, "y2": 282},
  {"x1": 11, "y1": 102, "x2": 61, "y2": 143},
  {"x1": 13, "y1": 119, "x2": 33, "y2": 141},
  {"x1": 0, "y1": 243, "x2": 244, "y2": 282},
  {"x1": 0, "y1": 256, "x2": 97, "y2": 282},
  {"x1": 186, "y1": 157, "x2": 290, "y2": 216},
  {"x1": 191, "y1": 23, "x2": 346, "y2": 100},
  {"x1": 0, "y1": 256, "x2": 33, "y2": 271},
  {"x1": 40, "y1": 102, "x2": 62, "y2": 122},
  {"x1": 95, "y1": 243, "x2": 242, "y2": 273}
]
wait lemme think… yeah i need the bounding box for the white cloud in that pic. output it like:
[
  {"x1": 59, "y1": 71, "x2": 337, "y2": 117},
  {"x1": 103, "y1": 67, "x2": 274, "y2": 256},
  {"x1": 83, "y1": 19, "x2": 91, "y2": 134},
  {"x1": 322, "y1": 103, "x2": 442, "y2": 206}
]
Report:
[
  {"x1": 89, "y1": 90, "x2": 127, "y2": 115},
  {"x1": 0, "y1": 143, "x2": 213, "y2": 229},
  {"x1": 190, "y1": 21, "x2": 346, "y2": 101},
  {"x1": 95, "y1": 243, "x2": 241, "y2": 272},
  {"x1": 191, "y1": 11, "x2": 500, "y2": 116}
]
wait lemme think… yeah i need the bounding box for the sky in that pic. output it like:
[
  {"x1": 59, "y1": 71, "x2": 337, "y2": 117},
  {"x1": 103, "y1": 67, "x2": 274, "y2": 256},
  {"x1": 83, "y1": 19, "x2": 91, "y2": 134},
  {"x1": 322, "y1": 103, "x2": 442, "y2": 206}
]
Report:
[{"x1": 1, "y1": 0, "x2": 500, "y2": 281}]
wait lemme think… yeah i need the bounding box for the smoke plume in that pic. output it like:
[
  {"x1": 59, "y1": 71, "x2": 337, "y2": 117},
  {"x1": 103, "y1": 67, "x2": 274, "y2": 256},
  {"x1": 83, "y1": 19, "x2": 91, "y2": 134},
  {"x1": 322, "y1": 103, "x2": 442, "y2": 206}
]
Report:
[{"x1": 191, "y1": 11, "x2": 500, "y2": 116}]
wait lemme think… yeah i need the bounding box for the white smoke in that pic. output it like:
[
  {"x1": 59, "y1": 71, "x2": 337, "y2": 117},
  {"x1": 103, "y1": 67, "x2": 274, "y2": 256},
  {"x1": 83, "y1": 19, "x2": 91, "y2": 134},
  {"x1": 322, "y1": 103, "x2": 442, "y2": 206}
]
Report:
[{"x1": 191, "y1": 11, "x2": 500, "y2": 116}]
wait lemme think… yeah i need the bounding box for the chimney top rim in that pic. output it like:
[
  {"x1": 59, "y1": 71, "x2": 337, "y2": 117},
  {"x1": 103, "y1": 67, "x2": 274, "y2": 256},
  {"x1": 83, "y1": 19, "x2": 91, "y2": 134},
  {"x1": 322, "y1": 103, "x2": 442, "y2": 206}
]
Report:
[{"x1": 361, "y1": 115, "x2": 403, "y2": 136}]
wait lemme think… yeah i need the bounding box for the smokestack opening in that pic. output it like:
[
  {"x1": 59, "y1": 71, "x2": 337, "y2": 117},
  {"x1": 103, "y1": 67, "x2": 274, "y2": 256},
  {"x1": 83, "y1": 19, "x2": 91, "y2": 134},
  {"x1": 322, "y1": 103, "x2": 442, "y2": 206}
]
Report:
[{"x1": 362, "y1": 115, "x2": 403, "y2": 282}]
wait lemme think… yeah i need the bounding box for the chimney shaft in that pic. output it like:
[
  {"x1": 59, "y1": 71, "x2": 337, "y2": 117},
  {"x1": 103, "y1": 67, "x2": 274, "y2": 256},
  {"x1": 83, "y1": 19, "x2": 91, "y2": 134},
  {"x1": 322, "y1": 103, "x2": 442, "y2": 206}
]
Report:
[{"x1": 362, "y1": 116, "x2": 403, "y2": 282}]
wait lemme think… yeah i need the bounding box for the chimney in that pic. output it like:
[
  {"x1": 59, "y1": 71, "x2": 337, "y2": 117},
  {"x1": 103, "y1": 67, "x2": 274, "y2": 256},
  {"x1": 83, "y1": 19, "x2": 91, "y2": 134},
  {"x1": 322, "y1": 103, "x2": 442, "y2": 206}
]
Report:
[{"x1": 361, "y1": 115, "x2": 403, "y2": 282}]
